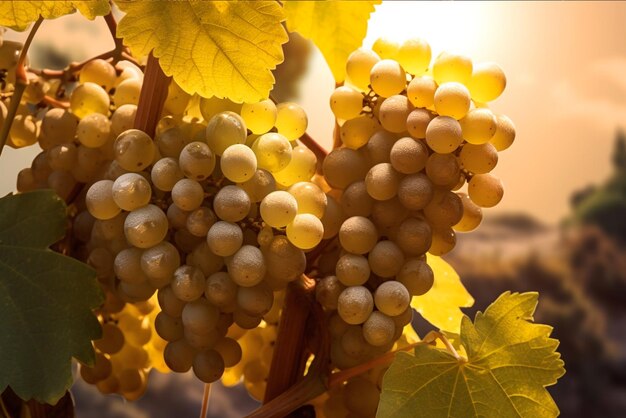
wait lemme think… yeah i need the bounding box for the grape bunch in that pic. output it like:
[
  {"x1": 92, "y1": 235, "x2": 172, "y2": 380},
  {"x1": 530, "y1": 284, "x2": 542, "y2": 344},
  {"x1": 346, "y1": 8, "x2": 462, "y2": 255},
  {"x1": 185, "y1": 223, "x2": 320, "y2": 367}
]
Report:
[
  {"x1": 7, "y1": 30, "x2": 516, "y2": 410},
  {"x1": 313, "y1": 36, "x2": 516, "y2": 417},
  {"x1": 80, "y1": 299, "x2": 168, "y2": 400},
  {"x1": 12, "y1": 54, "x2": 327, "y2": 398}
]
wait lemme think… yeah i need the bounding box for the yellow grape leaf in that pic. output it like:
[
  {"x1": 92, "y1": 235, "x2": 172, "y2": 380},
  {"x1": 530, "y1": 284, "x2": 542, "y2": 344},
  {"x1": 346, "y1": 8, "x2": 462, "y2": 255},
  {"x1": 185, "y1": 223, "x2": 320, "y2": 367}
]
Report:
[
  {"x1": 379, "y1": 292, "x2": 565, "y2": 418},
  {"x1": 411, "y1": 255, "x2": 474, "y2": 333},
  {"x1": 283, "y1": 0, "x2": 380, "y2": 81},
  {"x1": 0, "y1": 1, "x2": 110, "y2": 31},
  {"x1": 116, "y1": 1, "x2": 288, "y2": 103}
]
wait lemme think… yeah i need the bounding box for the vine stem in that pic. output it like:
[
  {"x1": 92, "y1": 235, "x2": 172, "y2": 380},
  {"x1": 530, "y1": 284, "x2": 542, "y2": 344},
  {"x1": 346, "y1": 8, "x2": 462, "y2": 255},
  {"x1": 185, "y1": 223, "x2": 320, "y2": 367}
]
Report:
[
  {"x1": 199, "y1": 384, "x2": 211, "y2": 418},
  {"x1": 263, "y1": 275, "x2": 317, "y2": 403},
  {"x1": 133, "y1": 53, "x2": 170, "y2": 137},
  {"x1": 0, "y1": 16, "x2": 43, "y2": 157},
  {"x1": 0, "y1": 397, "x2": 10, "y2": 418}
]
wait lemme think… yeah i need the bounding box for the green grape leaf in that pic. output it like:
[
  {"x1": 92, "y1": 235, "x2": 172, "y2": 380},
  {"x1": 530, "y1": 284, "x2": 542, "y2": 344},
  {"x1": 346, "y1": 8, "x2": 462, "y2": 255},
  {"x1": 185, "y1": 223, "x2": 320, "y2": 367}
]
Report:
[
  {"x1": 0, "y1": 190, "x2": 103, "y2": 404},
  {"x1": 0, "y1": 1, "x2": 110, "y2": 31},
  {"x1": 283, "y1": 0, "x2": 380, "y2": 81},
  {"x1": 379, "y1": 292, "x2": 565, "y2": 418},
  {"x1": 411, "y1": 255, "x2": 474, "y2": 333},
  {"x1": 116, "y1": 0, "x2": 288, "y2": 103}
]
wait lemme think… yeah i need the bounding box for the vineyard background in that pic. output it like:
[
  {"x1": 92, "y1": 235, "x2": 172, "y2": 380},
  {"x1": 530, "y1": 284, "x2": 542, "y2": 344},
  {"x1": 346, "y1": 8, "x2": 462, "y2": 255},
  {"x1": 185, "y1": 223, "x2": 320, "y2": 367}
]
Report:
[{"x1": 2, "y1": 1, "x2": 625, "y2": 417}]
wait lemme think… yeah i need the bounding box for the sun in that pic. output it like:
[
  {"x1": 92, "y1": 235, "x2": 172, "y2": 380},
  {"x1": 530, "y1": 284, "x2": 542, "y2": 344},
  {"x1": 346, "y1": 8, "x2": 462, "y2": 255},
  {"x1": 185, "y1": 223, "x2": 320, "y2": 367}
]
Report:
[{"x1": 364, "y1": 1, "x2": 491, "y2": 59}]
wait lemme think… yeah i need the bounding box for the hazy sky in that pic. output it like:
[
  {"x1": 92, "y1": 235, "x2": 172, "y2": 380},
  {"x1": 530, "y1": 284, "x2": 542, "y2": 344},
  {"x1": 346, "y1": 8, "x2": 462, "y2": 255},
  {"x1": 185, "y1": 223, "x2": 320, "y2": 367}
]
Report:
[{"x1": 3, "y1": 1, "x2": 626, "y2": 224}]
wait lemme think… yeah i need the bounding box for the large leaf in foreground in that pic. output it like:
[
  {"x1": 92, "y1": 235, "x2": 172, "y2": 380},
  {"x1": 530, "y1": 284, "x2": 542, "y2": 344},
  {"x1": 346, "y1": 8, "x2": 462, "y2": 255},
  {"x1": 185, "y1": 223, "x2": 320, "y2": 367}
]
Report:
[
  {"x1": 0, "y1": 1, "x2": 109, "y2": 31},
  {"x1": 116, "y1": 0, "x2": 288, "y2": 103},
  {"x1": 0, "y1": 190, "x2": 102, "y2": 404},
  {"x1": 411, "y1": 255, "x2": 474, "y2": 333},
  {"x1": 379, "y1": 292, "x2": 565, "y2": 418},
  {"x1": 283, "y1": 0, "x2": 380, "y2": 81}
]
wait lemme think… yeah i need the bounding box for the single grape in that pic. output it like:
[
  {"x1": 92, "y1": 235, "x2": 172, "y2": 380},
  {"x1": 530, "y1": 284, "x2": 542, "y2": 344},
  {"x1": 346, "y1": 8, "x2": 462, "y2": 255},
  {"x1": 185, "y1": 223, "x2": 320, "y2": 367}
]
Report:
[
  {"x1": 287, "y1": 181, "x2": 327, "y2": 217},
  {"x1": 272, "y1": 145, "x2": 317, "y2": 187},
  {"x1": 345, "y1": 48, "x2": 380, "y2": 92},
  {"x1": 337, "y1": 286, "x2": 374, "y2": 325},
  {"x1": 434, "y1": 82, "x2": 471, "y2": 120},
  {"x1": 370, "y1": 59, "x2": 407, "y2": 98},
  {"x1": 459, "y1": 142, "x2": 498, "y2": 174},
  {"x1": 179, "y1": 141, "x2": 216, "y2": 181},
  {"x1": 238, "y1": 169, "x2": 276, "y2": 202},
  {"x1": 124, "y1": 204, "x2": 168, "y2": 249},
  {"x1": 275, "y1": 102, "x2": 307, "y2": 140},
  {"x1": 338, "y1": 216, "x2": 378, "y2": 255},
  {"x1": 362, "y1": 311, "x2": 395, "y2": 347},
  {"x1": 378, "y1": 95, "x2": 413, "y2": 133},
  {"x1": 260, "y1": 190, "x2": 298, "y2": 228},
  {"x1": 114, "y1": 78, "x2": 142, "y2": 107},
  {"x1": 454, "y1": 192, "x2": 483, "y2": 232},
  {"x1": 368, "y1": 240, "x2": 404, "y2": 278},
  {"x1": 286, "y1": 213, "x2": 324, "y2": 250},
  {"x1": 432, "y1": 52, "x2": 473, "y2": 85},
  {"x1": 172, "y1": 178, "x2": 204, "y2": 211},
  {"x1": 467, "y1": 62, "x2": 506, "y2": 103},
  {"x1": 425, "y1": 116, "x2": 463, "y2": 154},
  {"x1": 70, "y1": 82, "x2": 110, "y2": 118},
  {"x1": 213, "y1": 185, "x2": 251, "y2": 222},
  {"x1": 227, "y1": 245, "x2": 266, "y2": 287},
  {"x1": 490, "y1": 114, "x2": 516, "y2": 151},
  {"x1": 340, "y1": 115, "x2": 380, "y2": 150},
  {"x1": 468, "y1": 173, "x2": 504, "y2": 207},
  {"x1": 397, "y1": 38, "x2": 431, "y2": 75},
  {"x1": 390, "y1": 137, "x2": 429, "y2": 174},
  {"x1": 459, "y1": 108, "x2": 497, "y2": 144},
  {"x1": 86, "y1": 179, "x2": 120, "y2": 220},
  {"x1": 148, "y1": 158, "x2": 181, "y2": 193},
  {"x1": 114, "y1": 129, "x2": 156, "y2": 172},
  {"x1": 374, "y1": 281, "x2": 410, "y2": 316},
  {"x1": 372, "y1": 37, "x2": 400, "y2": 60},
  {"x1": 335, "y1": 254, "x2": 370, "y2": 286},
  {"x1": 221, "y1": 144, "x2": 257, "y2": 183},
  {"x1": 406, "y1": 76, "x2": 437, "y2": 108},
  {"x1": 80, "y1": 59, "x2": 116, "y2": 91},
  {"x1": 397, "y1": 258, "x2": 434, "y2": 296},
  {"x1": 241, "y1": 99, "x2": 277, "y2": 134},
  {"x1": 341, "y1": 181, "x2": 374, "y2": 218},
  {"x1": 330, "y1": 86, "x2": 363, "y2": 120},
  {"x1": 207, "y1": 221, "x2": 244, "y2": 257},
  {"x1": 112, "y1": 173, "x2": 152, "y2": 211},
  {"x1": 251, "y1": 132, "x2": 292, "y2": 173},
  {"x1": 206, "y1": 111, "x2": 247, "y2": 156},
  {"x1": 365, "y1": 163, "x2": 401, "y2": 201}
]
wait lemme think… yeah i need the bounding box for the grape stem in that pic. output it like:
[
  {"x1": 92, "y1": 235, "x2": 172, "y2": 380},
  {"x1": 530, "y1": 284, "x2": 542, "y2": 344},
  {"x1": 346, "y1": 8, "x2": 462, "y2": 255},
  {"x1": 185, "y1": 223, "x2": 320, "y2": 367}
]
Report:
[
  {"x1": 0, "y1": 16, "x2": 43, "y2": 157},
  {"x1": 41, "y1": 95, "x2": 69, "y2": 109},
  {"x1": 328, "y1": 330, "x2": 466, "y2": 388},
  {"x1": 133, "y1": 52, "x2": 171, "y2": 137},
  {"x1": 199, "y1": 384, "x2": 211, "y2": 418}
]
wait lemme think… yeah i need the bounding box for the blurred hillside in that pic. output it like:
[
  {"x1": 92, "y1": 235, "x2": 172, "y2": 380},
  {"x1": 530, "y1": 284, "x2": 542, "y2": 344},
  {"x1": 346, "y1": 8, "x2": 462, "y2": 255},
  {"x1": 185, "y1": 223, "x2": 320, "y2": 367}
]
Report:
[{"x1": 441, "y1": 135, "x2": 626, "y2": 417}]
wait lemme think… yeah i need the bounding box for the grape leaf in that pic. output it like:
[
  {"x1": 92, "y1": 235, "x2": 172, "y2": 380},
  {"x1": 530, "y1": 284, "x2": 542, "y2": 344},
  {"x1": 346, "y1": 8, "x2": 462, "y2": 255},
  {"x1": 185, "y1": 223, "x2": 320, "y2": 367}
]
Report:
[
  {"x1": 411, "y1": 255, "x2": 474, "y2": 333},
  {"x1": 0, "y1": 190, "x2": 103, "y2": 404},
  {"x1": 379, "y1": 292, "x2": 565, "y2": 418},
  {"x1": 283, "y1": 0, "x2": 380, "y2": 81},
  {"x1": 0, "y1": 1, "x2": 110, "y2": 31},
  {"x1": 116, "y1": 0, "x2": 288, "y2": 103}
]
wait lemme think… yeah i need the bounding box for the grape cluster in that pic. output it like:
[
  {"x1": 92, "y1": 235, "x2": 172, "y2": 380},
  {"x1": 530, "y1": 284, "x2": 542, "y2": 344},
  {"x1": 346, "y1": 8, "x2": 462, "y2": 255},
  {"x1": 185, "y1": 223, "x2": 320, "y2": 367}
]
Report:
[
  {"x1": 12, "y1": 53, "x2": 324, "y2": 396},
  {"x1": 315, "y1": 37, "x2": 516, "y2": 417},
  {"x1": 80, "y1": 300, "x2": 167, "y2": 400}
]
